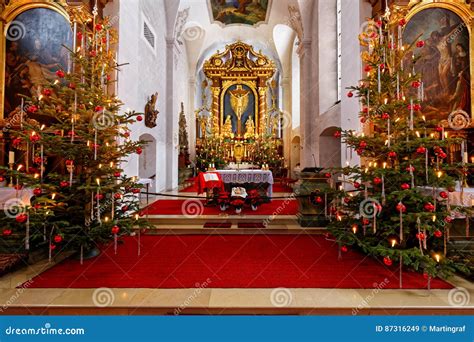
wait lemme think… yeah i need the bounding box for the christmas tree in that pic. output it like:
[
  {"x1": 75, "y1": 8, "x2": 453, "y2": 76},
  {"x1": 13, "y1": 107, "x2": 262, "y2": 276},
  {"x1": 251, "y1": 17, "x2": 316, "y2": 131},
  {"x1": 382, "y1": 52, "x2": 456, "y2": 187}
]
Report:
[
  {"x1": 328, "y1": 13, "x2": 471, "y2": 281},
  {"x1": 1, "y1": 16, "x2": 149, "y2": 260}
]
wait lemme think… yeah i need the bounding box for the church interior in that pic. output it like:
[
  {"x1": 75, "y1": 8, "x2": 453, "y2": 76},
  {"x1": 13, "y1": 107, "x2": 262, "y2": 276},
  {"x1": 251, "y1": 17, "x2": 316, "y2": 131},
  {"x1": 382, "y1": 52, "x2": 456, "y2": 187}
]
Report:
[{"x1": 0, "y1": 0, "x2": 472, "y2": 315}]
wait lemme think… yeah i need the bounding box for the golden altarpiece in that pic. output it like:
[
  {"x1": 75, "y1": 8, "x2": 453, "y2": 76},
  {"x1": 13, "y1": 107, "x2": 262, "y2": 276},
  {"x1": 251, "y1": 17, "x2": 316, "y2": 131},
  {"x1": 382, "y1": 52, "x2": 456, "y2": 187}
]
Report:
[{"x1": 196, "y1": 41, "x2": 283, "y2": 167}]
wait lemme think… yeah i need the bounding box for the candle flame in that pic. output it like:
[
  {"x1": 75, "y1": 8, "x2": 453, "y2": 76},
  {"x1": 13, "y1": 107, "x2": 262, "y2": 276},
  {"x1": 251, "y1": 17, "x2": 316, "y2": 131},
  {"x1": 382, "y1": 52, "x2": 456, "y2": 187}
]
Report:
[
  {"x1": 434, "y1": 254, "x2": 440, "y2": 263},
  {"x1": 391, "y1": 239, "x2": 396, "y2": 248}
]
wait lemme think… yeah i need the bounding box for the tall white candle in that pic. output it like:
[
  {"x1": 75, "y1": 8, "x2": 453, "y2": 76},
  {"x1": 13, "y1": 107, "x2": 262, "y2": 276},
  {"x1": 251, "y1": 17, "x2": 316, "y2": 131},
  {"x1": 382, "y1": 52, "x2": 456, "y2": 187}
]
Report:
[{"x1": 8, "y1": 151, "x2": 14, "y2": 164}]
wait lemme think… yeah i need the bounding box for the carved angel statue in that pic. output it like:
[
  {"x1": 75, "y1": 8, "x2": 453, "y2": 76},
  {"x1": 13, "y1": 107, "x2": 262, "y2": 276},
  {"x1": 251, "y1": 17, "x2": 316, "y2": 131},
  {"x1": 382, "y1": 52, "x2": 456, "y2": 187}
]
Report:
[{"x1": 145, "y1": 92, "x2": 159, "y2": 128}]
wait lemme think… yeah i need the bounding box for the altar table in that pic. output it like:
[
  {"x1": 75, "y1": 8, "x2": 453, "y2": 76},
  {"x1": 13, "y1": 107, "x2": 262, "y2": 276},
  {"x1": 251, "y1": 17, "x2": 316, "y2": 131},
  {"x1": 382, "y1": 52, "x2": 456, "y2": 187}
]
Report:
[{"x1": 215, "y1": 169, "x2": 274, "y2": 198}]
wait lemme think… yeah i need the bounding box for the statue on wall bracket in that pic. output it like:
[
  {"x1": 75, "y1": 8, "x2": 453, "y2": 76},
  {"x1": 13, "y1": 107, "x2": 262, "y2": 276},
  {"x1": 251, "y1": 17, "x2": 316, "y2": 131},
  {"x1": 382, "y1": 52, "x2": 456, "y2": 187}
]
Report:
[{"x1": 144, "y1": 92, "x2": 159, "y2": 128}]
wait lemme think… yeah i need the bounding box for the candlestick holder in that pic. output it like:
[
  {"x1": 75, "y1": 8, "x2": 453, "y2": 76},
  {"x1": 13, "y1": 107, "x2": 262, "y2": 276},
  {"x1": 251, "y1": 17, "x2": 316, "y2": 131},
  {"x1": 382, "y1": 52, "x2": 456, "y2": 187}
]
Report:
[{"x1": 8, "y1": 163, "x2": 14, "y2": 187}]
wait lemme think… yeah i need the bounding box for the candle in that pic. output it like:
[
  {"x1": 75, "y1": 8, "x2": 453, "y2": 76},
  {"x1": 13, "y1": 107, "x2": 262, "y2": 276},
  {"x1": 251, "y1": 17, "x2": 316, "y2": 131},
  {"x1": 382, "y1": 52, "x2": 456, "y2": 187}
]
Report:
[
  {"x1": 409, "y1": 99, "x2": 414, "y2": 130},
  {"x1": 8, "y1": 151, "x2": 14, "y2": 164}
]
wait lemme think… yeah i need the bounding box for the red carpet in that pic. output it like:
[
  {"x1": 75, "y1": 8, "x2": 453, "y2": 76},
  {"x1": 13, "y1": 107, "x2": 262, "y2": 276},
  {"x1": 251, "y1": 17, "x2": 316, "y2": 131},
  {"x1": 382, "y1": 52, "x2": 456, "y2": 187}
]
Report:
[
  {"x1": 180, "y1": 183, "x2": 294, "y2": 193},
  {"x1": 26, "y1": 235, "x2": 452, "y2": 289},
  {"x1": 141, "y1": 199, "x2": 299, "y2": 216}
]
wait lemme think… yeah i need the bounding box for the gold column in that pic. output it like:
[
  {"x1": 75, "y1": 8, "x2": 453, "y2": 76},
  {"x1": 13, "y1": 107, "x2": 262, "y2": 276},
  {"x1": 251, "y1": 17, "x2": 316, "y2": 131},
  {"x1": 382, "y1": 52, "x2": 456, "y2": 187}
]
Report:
[
  {"x1": 211, "y1": 86, "x2": 220, "y2": 135},
  {"x1": 258, "y1": 86, "x2": 267, "y2": 135}
]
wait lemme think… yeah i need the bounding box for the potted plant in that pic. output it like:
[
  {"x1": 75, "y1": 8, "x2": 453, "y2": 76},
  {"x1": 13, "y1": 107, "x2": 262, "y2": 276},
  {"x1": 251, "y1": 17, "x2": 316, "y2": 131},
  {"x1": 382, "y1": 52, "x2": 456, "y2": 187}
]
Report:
[
  {"x1": 248, "y1": 189, "x2": 261, "y2": 211},
  {"x1": 230, "y1": 198, "x2": 245, "y2": 214},
  {"x1": 217, "y1": 191, "x2": 230, "y2": 211}
]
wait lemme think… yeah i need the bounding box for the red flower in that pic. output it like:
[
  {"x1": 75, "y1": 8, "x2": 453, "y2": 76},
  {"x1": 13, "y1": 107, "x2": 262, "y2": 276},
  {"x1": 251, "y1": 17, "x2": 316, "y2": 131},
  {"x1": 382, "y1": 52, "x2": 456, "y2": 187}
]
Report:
[
  {"x1": 231, "y1": 199, "x2": 245, "y2": 208},
  {"x1": 56, "y1": 70, "x2": 65, "y2": 78},
  {"x1": 416, "y1": 40, "x2": 425, "y2": 48},
  {"x1": 383, "y1": 257, "x2": 393, "y2": 266},
  {"x1": 111, "y1": 225, "x2": 120, "y2": 234},
  {"x1": 54, "y1": 235, "x2": 63, "y2": 243}
]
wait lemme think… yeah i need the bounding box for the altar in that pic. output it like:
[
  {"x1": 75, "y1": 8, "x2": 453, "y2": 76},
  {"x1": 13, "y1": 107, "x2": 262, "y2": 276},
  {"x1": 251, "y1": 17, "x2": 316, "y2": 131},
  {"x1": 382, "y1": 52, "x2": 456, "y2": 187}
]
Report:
[{"x1": 216, "y1": 169, "x2": 274, "y2": 198}]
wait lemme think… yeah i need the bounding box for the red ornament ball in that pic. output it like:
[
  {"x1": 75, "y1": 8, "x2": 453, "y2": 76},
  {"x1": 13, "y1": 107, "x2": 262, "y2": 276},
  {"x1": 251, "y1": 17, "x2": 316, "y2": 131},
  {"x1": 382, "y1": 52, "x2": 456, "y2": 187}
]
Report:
[
  {"x1": 15, "y1": 214, "x2": 28, "y2": 223},
  {"x1": 54, "y1": 235, "x2": 63, "y2": 243},
  {"x1": 359, "y1": 141, "x2": 367, "y2": 149},
  {"x1": 95, "y1": 106, "x2": 103, "y2": 112},
  {"x1": 396, "y1": 203, "x2": 406, "y2": 213},
  {"x1": 324, "y1": 173, "x2": 332, "y2": 179},
  {"x1": 68, "y1": 83, "x2": 76, "y2": 90},
  {"x1": 353, "y1": 182, "x2": 361, "y2": 189},
  {"x1": 111, "y1": 225, "x2": 120, "y2": 234},
  {"x1": 444, "y1": 216, "x2": 453, "y2": 223},
  {"x1": 315, "y1": 196, "x2": 323, "y2": 204},
  {"x1": 60, "y1": 181, "x2": 69, "y2": 188},
  {"x1": 95, "y1": 24, "x2": 103, "y2": 31},
  {"x1": 364, "y1": 65, "x2": 372, "y2": 72},
  {"x1": 333, "y1": 131, "x2": 341, "y2": 138},
  {"x1": 136, "y1": 147, "x2": 143, "y2": 155},
  {"x1": 341, "y1": 245, "x2": 348, "y2": 253},
  {"x1": 434, "y1": 230, "x2": 443, "y2": 238},
  {"x1": 2, "y1": 229, "x2": 12, "y2": 236},
  {"x1": 0, "y1": 176, "x2": 4, "y2": 182},
  {"x1": 114, "y1": 171, "x2": 121, "y2": 177},
  {"x1": 416, "y1": 40, "x2": 425, "y2": 48},
  {"x1": 95, "y1": 194, "x2": 104, "y2": 201},
  {"x1": 434, "y1": 126, "x2": 443, "y2": 132},
  {"x1": 65, "y1": 159, "x2": 74, "y2": 166},
  {"x1": 383, "y1": 257, "x2": 393, "y2": 266},
  {"x1": 132, "y1": 188, "x2": 141, "y2": 194},
  {"x1": 416, "y1": 146, "x2": 426, "y2": 154},
  {"x1": 42, "y1": 88, "x2": 52, "y2": 96},
  {"x1": 114, "y1": 193, "x2": 122, "y2": 199},
  {"x1": 347, "y1": 91, "x2": 354, "y2": 98},
  {"x1": 344, "y1": 197, "x2": 351, "y2": 204},
  {"x1": 399, "y1": 18, "x2": 407, "y2": 26},
  {"x1": 401, "y1": 183, "x2": 410, "y2": 190},
  {"x1": 27, "y1": 105, "x2": 38, "y2": 114},
  {"x1": 362, "y1": 218, "x2": 370, "y2": 225},
  {"x1": 388, "y1": 151, "x2": 397, "y2": 158},
  {"x1": 381, "y1": 113, "x2": 390, "y2": 120},
  {"x1": 56, "y1": 70, "x2": 65, "y2": 78},
  {"x1": 439, "y1": 191, "x2": 448, "y2": 199},
  {"x1": 416, "y1": 232, "x2": 426, "y2": 240},
  {"x1": 50, "y1": 244, "x2": 56, "y2": 251},
  {"x1": 424, "y1": 202, "x2": 435, "y2": 212},
  {"x1": 33, "y1": 188, "x2": 42, "y2": 196},
  {"x1": 121, "y1": 205, "x2": 129, "y2": 212},
  {"x1": 373, "y1": 177, "x2": 382, "y2": 185},
  {"x1": 136, "y1": 115, "x2": 143, "y2": 122},
  {"x1": 411, "y1": 81, "x2": 421, "y2": 88}
]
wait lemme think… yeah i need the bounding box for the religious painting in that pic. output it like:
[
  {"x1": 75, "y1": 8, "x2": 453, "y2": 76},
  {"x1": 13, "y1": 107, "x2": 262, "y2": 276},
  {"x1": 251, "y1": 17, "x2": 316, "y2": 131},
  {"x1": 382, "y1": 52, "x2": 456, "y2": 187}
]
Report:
[
  {"x1": 209, "y1": 0, "x2": 270, "y2": 26},
  {"x1": 3, "y1": 8, "x2": 72, "y2": 118},
  {"x1": 222, "y1": 84, "x2": 256, "y2": 137},
  {"x1": 403, "y1": 8, "x2": 470, "y2": 121}
]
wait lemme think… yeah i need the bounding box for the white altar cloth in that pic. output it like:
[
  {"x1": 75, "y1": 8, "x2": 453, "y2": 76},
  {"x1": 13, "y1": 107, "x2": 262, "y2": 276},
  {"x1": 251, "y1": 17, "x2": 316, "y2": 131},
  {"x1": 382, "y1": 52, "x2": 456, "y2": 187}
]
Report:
[{"x1": 215, "y1": 170, "x2": 274, "y2": 197}]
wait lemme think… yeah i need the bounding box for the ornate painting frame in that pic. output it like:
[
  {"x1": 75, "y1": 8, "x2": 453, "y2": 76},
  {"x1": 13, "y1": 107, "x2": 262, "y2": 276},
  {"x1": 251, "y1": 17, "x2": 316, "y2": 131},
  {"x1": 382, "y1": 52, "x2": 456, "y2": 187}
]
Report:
[
  {"x1": 394, "y1": 0, "x2": 474, "y2": 126},
  {"x1": 0, "y1": 0, "x2": 71, "y2": 120}
]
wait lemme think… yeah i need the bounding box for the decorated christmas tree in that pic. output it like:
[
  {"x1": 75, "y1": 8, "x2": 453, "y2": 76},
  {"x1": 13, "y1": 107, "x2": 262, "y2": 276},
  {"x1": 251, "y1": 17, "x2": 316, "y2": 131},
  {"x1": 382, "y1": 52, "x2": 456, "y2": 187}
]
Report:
[
  {"x1": 1, "y1": 16, "x2": 149, "y2": 260},
  {"x1": 328, "y1": 13, "x2": 471, "y2": 281}
]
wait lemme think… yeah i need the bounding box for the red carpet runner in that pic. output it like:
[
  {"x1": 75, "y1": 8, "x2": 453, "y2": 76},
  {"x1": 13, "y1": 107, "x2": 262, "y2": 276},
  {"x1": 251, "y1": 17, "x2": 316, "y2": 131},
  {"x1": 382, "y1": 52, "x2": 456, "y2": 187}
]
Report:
[
  {"x1": 141, "y1": 199, "x2": 299, "y2": 216},
  {"x1": 26, "y1": 235, "x2": 451, "y2": 289}
]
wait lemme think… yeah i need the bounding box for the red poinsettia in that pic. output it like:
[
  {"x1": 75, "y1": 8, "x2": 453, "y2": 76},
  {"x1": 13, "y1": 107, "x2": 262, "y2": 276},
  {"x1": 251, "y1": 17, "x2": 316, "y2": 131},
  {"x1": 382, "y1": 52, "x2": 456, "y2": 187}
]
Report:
[{"x1": 230, "y1": 198, "x2": 245, "y2": 209}]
